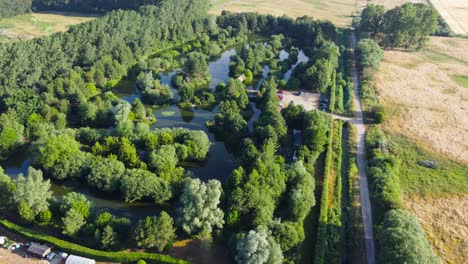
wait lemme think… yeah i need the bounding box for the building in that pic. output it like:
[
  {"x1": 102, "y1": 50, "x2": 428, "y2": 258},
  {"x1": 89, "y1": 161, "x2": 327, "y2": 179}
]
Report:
[
  {"x1": 27, "y1": 243, "x2": 51, "y2": 258},
  {"x1": 65, "y1": 255, "x2": 96, "y2": 264}
]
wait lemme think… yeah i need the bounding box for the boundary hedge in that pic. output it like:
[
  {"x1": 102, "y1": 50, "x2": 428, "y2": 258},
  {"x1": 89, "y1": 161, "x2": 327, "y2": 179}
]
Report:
[
  {"x1": 0, "y1": 219, "x2": 188, "y2": 264},
  {"x1": 313, "y1": 119, "x2": 334, "y2": 264}
]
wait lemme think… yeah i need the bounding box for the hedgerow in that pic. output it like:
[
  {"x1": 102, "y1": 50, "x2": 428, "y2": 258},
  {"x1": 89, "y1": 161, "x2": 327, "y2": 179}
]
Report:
[
  {"x1": 0, "y1": 219, "x2": 188, "y2": 264},
  {"x1": 324, "y1": 120, "x2": 344, "y2": 263},
  {"x1": 313, "y1": 119, "x2": 334, "y2": 264}
]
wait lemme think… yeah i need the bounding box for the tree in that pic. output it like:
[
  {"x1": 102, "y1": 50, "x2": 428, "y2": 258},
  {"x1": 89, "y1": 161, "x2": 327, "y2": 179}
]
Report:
[
  {"x1": 62, "y1": 208, "x2": 86, "y2": 236},
  {"x1": 0, "y1": 167, "x2": 15, "y2": 209},
  {"x1": 269, "y1": 221, "x2": 305, "y2": 252},
  {"x1": 49, "y1": 151, "x2": 90, "y2": 180},
  {"x1": 60, "y1": 192, "x2": 92, "y2": 219},
  {"x1": 381, "y1": 3, "x2": 438, "y2": 49},
  {"x1": 118, "y1": 137, "x2": 142, "y2": 168},
  {"x1": 235, "y1": 229, "x2": 283, "y2": 264},
  {"x1": 183, "y1": 52, "x2": 209, "y2": 80},
  {"x1": 35, "y1": 134, "x2": 81, "y2": 171},
  {"x1": 359, "y1": 4, "x2": 385, "y2": 37},
  {"x1": 176, "y1": 178, "x2": 224, "y2": 237},
  {"x1": 303, "y1": 111, "x2": 330, "y2": 159},
  {"x1": 96, "y1": 212, "x2": 113, "y2": 228},
  {"x1": 18, "y1": 201, "x2": 35, "y2": 223},
  {"x1": 356, "y1": 39, "x2": 384, "y2": 69},
  {"x1": 286, "y1": 161, "x2": 315, "y2": 222},
  {"x1": 379, "y1": 209, "x2": 440, "y2": 264},
  {"x1": 87, "y1": 156, "x2": 125, "y2": 192},
  {"x1": 136, "y1": 71, "x2": 154, "y2": 90},
  {"x1": 133, "y1": 211, "x2": 176, "y2": 252},
  {"x1": 101, "y1": 225, "x2": 118, "y2": 249},
  {"x1": 149, "y1": 145, "x2": 178, "y2": 173},
  {"x1": 14, "y1": 167, "x2": 53, "y2": 215},
  {"x1": 120, "y1": 169, "x2": 172, "y2": 204}
]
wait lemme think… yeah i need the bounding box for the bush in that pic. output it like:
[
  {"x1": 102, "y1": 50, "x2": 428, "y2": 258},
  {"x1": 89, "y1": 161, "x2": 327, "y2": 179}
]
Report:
[
  {"x1": 372, "y1": 106, "x2": 386, "y2": 123},
  {"x1": 0, "y1": 220, "x2": 187, "y2": 264}
]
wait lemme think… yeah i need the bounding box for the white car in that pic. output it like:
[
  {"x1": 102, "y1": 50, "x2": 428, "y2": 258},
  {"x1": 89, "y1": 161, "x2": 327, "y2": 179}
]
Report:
[{"x1": 46, "y1": 252, "x2": 56, "y2": 261}]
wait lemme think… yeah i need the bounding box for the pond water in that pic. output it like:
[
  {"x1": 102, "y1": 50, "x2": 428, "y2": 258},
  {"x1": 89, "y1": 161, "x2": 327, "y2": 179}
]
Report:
[
  {"x1": 283, "y1": 49, "x2": 309, "y2": 82},
  {"x1": 1, "y1": 46, "x2": 307, "y2": 219}
]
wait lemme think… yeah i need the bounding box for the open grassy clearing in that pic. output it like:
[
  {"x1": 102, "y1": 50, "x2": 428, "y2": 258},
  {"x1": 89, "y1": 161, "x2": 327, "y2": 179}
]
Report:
[
  {"x1": 0, "y1": 12, "x2": 96, "y2": 43},
  {"x1": 210, "y1": 0, "x2": 367, "y2": 27},
  {"x1": 375, "y1": 36, "x2": 468, "y2": 163},
  {"x1": 429, "y1": 0, "x2": 468, "y2": 36}
]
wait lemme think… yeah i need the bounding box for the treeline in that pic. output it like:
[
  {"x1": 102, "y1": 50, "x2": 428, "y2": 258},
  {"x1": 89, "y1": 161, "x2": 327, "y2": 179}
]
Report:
[
  {"x1": 33, "y1": 0, "x2": 168, "y2": 13},
  {"x1": 0, "y1": 165, "x2": 224, "y2": 256},
  {"x1": 357, "y1": 3, "x2": 438, "y2": 49},
  {"x1": 0, "y1": 0, "x2": 212, "y2": 158},
  {"x1": 366, "y1": 126, "x2": 440, "y2": 263},
  {"x1": 0, "y1": 0, "x2": 31, "y2": 18},
  {"x1": 0, "y1": 0, "x2": 210, "y2": 94}
]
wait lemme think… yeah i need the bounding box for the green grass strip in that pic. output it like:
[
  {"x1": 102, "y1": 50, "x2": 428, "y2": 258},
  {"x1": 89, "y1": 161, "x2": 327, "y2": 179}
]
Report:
[{"x1": 0, "y1": 219, "x2": 188, "y2": 264}]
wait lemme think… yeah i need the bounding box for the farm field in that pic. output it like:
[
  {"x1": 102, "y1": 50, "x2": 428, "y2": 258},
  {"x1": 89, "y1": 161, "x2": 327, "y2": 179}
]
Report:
[
  {"x1": 368, "y1": 0, "x2": 427, "y2": 9},
  {"x1": 374, "y1": 36, "x2": 468, "y2": 262},
  {"x1": 405, "y1": 195, "x2": 468, "y2": 264},
  {"x1": 210, "y1": 0, "x2": 366, "y2": 27},
  {"x1": 0, "y1": 12, "x2": 96, "y2": 43},
  {"x1": 429, "y1": 0, "x2": 468, "y2": 35},
  {"x1": 375, "y1": 36, "x2": 468, "y2": 164}
]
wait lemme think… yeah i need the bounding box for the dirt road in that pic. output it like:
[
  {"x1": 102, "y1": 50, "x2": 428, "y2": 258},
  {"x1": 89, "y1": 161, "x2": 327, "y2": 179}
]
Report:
[{"x1": 350, "y1": 29, "x2": 376, "y2": 264}]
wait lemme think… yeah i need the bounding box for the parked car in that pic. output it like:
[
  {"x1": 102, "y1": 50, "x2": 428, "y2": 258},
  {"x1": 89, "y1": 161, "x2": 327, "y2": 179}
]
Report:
[
  {"x1": 46, "y1": 252, "x2": 56, "y2": 261},
  {"x1": 278, "y1": 90, "x2": 284, "y2": 94}
]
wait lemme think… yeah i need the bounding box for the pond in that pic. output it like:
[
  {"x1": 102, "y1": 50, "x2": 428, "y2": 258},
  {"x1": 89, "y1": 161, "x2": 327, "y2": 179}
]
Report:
[
  {"x1": 283, "y1": 49, "x2": 309, "y2": 82},
  {"x1": 1, "y1": 46, "x2": 308, "y2": 219}
]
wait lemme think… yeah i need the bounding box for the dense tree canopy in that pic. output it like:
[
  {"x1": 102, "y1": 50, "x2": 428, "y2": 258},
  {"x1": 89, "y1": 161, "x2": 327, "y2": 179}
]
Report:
[
  {"x1": 235, "y1": 229, "x2": 283, "y2": 264},
  {"x1": 356, "y1": 39, "x2": 384, "y2": 69},
  {"x1": 0, "y1": 0, "x2": 31, "y2": 18},
  {"x1": 379, "y1": 209, "x2": 440, "y2": 264},
  {"x1": 133, "y1": 211, "x2": 176, "y2": 251},
  {"x1": 14, "y1": 167, "x2": 53, "y2": 216},
  {"x1": 358, "y1": 3, "x2": 438, "y2": 49},
  {"x1": 176, "y1": 178, "x2": 224, "y2": 237}
]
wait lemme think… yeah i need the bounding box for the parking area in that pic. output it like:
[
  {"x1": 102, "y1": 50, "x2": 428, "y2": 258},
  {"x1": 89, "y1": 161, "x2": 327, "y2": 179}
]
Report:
[
  {"x1": 0, "y1": 247, "x2": 47, "y2": 264},
  {"x1": 280, "y1": 90, "x2": 321, "y2": 111}
]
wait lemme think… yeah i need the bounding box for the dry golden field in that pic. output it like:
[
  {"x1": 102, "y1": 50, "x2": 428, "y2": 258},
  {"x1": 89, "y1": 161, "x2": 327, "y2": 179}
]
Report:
[
  {"x1": 429, "y1": 0, "x2": 468, "y2": 35},
  {"x1": 0, "y1": 12, "x2": 96, "y2": 43},
  {"x1": 406, "y1": 195, "x2": 468, "y2": 264},
  {"x1": 210, "y1": 0, "x2": 367, "y2": 27},
  {"x1": 375, "y1": 36, "x2": 468, "y2": 263},
  {"x1": 375, "y1": 36, "x2": 468, "y2": 163}
]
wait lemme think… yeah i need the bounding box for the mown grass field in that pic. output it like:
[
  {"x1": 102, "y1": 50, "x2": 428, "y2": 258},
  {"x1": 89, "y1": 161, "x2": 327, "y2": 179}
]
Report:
[
  {"x1": 0, "y1": 12, "x2": 96, "y2": 43},
  {"x1": 210, "y1": 0, "x2": 366, "y2": 27}
]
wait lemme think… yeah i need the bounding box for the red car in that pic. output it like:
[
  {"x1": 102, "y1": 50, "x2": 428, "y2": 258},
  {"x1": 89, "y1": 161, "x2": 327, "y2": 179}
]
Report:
[{"x1": 277, "y1": 90, "x2": 284, "y2": 94}]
